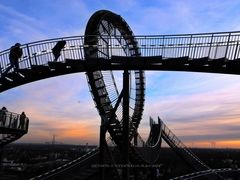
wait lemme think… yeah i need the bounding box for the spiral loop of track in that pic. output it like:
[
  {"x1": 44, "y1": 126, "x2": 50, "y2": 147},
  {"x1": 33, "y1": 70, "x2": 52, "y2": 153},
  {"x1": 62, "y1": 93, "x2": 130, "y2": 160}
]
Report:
[{"x1": 84, "y1": 10, "x2": 145, "y2": 143}]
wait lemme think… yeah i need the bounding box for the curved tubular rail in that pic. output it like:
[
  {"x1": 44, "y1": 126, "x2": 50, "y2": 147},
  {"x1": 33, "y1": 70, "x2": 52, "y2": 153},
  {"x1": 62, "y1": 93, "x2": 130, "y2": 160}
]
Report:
[
  {"x1": 0, "y1": 111, "x2": 29, "y2": 147},
  {"x1": 130, "y1": 117, "x2": 162, "y2": 164},
  {"x1": 84, "y1": 10, "x2": 145, "y2": 151},
  {"x1": 145, "y1": 117, "x2": 162, "y2": 147},
  {"x1": 83, "y1": 10, "x2": 148, "y2": 169},
  {"x1": 31, "y1": 148, "x2": 99, "y2": 180},
  {"x1": 30, "y1": 148, "x2": 99, "y2": 180},
  {"x1": 170, "y1": 168, "x2": 240, "y2": 180},
  {"x1": 30, "y1": 137, "x2": 120, "y2": 180}
]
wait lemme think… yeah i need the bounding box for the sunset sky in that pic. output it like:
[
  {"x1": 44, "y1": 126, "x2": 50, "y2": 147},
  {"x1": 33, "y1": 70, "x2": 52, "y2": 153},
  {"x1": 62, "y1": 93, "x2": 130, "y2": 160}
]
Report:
[{"x1": 1, "y1": 0, "x2": 240, "y2": 148}]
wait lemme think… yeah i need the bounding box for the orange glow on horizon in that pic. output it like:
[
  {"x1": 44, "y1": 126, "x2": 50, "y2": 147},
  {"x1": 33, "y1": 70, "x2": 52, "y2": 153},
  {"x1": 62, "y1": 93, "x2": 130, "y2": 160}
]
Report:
[{"x1": 184, "y1": 140, "x2": 240, "y2": 149}]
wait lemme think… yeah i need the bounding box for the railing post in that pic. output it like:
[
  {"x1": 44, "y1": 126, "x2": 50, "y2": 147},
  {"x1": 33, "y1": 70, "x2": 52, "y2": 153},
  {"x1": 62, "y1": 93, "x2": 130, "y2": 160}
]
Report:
[
  {"x1": 33, "y1": 53, "x2": 38, "y2": 65},
  {"x1": 26, "y1": 44, "x2": 32, "y2": 68},
  {"x1": 193, "y1": 44, "x2": 197, "y2": 59},
  {"x1": 208, "y1": 34, "x2": 214, "y2": 58},
  {"x1": 99, "y1": 117, "x2": 107, "y2": 180},
  {"x1": 224, "y1": 33, "x2": 231, "y2": 59},
  {"x1": 161, "y1": 36, "x2": 165, "y2": 58},
  {"x1": 214, "y1": 43, "x2": 219, "y2": 59},
  {"x1": 188, "y1": 35, "x2": 193, "y2": 58},
  {"x1": 234, "y1": 41, "x2": 239, "y2": 60},
  {"x1": 8, "y1": 113, "x2": 12, "y2": 128}
]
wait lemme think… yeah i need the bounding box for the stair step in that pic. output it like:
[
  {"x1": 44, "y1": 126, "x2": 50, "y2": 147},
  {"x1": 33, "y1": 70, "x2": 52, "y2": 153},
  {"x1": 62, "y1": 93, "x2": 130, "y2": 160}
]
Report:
[
  {"x1": 227, "y1": 59, "x2": 240, "y2": 71},
  {"x1": 0, "y1": 77, "x2": 12, "y2": 84},
  {"x1": 189, "y1": 57, "x2": 209, "y2": 67},
  {"x1": 48, "y1": 61, "x2": 67, "y2": 70},
  {"x1": 5, "y1": 72, "x2": 24, "y2": 80},
  {"x1": 162, "y1": 56, "x2": 189, "y2": 66},
  {"x1": 17, "y1": 68, "x2": 32, "y2": 76},
  {"x1": 208, "y1": 58, "x2": 227, "y2": 67},
  {"x1": 65, "y1": 59, "x2": 85, "y2": 71},
  {"x1": 31, "y1": 65, "x2": 50, "y2": 73}
]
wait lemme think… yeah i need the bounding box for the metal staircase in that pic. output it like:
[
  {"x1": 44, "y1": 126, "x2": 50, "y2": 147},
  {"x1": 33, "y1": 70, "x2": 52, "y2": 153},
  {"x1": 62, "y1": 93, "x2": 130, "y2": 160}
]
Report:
[
  {"x1": 1, "y1": 10, "x2": 239, "y2": 180},
  {"x1": 158, "y1": 117, "x2": 210, "y2": 171},
  {"x1": 1, "y1": 31, "x2": 240, "y2": 93}
]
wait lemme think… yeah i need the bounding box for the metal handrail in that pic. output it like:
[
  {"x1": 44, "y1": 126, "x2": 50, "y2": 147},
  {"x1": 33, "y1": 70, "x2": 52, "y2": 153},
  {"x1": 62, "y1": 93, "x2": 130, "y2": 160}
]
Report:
[
  {"x1": 1, "y1": 31, "x2": 240, "y2": 77},
  {"x1": 30, "y1": 137, "x2": 116, "y2": 180},
  {"x1": 159, "y1": 117, "x2": 210, "y2": 171},
  {"x1": 0, "y1": 111, "x2": 29, "y2": 132},
  {"x1": 171, "y1": 168, "x2": 240, "y2": 180}
]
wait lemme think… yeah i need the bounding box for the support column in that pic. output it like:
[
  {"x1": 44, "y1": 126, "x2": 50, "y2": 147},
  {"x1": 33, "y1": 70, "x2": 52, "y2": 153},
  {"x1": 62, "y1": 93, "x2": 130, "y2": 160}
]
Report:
[
  {"x1": 122, "y1": 70, "x2": 130, "y2": 180},
  {"x1": 134, "y1": 131, "x2": 138, "y2": 146},
  {"x1": 99, "y1": 116, "x2": 107, "y2": 180}
]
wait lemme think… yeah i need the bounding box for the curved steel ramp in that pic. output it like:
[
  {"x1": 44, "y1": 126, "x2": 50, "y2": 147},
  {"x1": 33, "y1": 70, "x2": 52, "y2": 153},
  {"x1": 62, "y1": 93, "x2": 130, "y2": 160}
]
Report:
[
  {"x1": 171, "y1": 168, "x2": 240, "y2": 180},
  {"x1": 0, "y1": 110, "x2": 29, "y2": 147},
  {"x1": 30, "y1": 148, "x2": 100, "y2": 180},
  {"x1": 158, "y1": 117, "x2": 210, "y2": 171},
  {"x1": 1, "y1": 31, "x2": 240, "y2": 92}
]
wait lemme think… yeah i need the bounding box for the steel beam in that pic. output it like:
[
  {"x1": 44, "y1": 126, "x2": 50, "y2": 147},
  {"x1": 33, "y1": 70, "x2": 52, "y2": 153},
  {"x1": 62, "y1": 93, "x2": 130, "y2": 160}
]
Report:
[{"x1": 122, "y1": 70, "x2": 130, "y2": 180}]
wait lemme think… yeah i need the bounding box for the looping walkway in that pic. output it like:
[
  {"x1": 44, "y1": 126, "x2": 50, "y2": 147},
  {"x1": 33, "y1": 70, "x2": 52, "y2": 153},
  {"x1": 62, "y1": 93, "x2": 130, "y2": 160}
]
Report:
[
  {"x1": 0, "y1": 31, "x2": 240, "y2": 72},
  {"x1": 1, "y1": 31, "x2": 240, "y2": 73},
  {"x1": 1, "y1": 31, "x2": 240, "y2": 93},
  {"x1": 1, "y1": 9, "x2": 240, "y2": 179}
]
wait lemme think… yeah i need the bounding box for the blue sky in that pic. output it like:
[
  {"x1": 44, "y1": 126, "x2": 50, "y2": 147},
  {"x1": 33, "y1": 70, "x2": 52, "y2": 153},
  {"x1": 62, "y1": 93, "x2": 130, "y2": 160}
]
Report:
[{"x1": 1, "y1": 0, "x2": 240, "y2": 147}]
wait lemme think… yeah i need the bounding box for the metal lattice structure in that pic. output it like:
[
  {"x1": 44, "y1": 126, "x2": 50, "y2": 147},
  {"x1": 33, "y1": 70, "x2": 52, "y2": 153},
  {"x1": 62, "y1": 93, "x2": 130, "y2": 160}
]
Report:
[
  {"x1": 1, "y1": 9, "x2": 240, "y2": 179},
  {"x1": 84, "y1": 10, "x2": 145, "y2": 145},
  {"x1": 1, "y1": 32, "x2": 240, "y2": 92}
]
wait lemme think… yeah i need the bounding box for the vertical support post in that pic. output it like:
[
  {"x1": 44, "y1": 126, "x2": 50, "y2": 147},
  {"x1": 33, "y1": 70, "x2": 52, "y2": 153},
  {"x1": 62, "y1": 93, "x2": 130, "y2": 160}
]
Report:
[
  {"x1": 188, "y1": 35, "x2": 193, "y2": 58},
  {"x1": 26, "y1": 45, "x2": 32, "y2": 68},
  {"x1": 161, "y1": 36, "x2": 165, "y2": 58},
  {"x1": 122, "y1": 70, "x2": 130, "y2": 180},
  {"x1": 99, "y1": 116, "x2": 107, "y2": 180},
  {"x1": 225, "y1": 33, "x2": 231, "y2": 59},
  {"x1": 234, "y1": 41, "x2": 239, "y2": 60},
  {"x1": 208, "y1": 34, "x2": 214, "y2": 58},
  {"x1": 134, "y1": 131, "x2": 138, "y2": 146}
]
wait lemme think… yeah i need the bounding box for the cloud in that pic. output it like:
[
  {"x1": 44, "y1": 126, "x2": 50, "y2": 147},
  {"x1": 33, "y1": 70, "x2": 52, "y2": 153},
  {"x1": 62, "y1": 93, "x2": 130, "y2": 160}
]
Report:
[
  {"x1": 126, "y1": 0, "x2": 240, "y2": 35},
  {"x1": 1, "y1": 1, "x2": 240, "y2": 147},
  {"x1": 138, "y1": 72, "x2": 240, "y2": 147},
  {"x1": 0, "y1": 4, "x2": 49, "y2": 49},
  {"x1": 0, "y1": 73, "x2": 100, "y2": 144}
]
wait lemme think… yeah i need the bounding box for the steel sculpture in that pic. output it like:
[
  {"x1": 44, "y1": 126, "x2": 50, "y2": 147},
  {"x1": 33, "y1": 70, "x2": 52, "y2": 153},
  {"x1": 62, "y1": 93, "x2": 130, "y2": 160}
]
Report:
[{"x1": 1, "y1": 9, "x2": 239, "y2": 180}]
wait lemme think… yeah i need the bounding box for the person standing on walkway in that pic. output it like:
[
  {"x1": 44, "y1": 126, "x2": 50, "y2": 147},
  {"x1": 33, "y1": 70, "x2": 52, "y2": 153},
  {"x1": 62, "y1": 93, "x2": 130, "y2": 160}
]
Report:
[
  {"x1": 0, "y1": 107, "x2": 8, "y2": 127},
  {"x1": 19, "y1": 111, "x2": 26, "y2": 129},
  {"x1": 52, "y1": 40, "x2": 66, "y2": 61},
  {"x1": 8, "y1": 43, "x2": 23, "y2": 73}
]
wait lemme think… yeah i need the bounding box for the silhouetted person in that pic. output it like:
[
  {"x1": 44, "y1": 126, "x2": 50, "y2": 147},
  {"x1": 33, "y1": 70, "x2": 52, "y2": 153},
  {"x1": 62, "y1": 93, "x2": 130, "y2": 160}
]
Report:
[
  {"x1": 13, "y1": 117, "x2": 18, "y2": 128},
  {"x1": 19, "y1": 111, "x2": 26, "y2": 129},
  {"x1": 52, "y1": 40, "x2": 66, "y2": 61},
  {"x1": 9, "y1": 43, "x2": 23, "y2": 72},
  {"x1": 0, "y1": 107, "x2": 8, "y2": 127}
]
